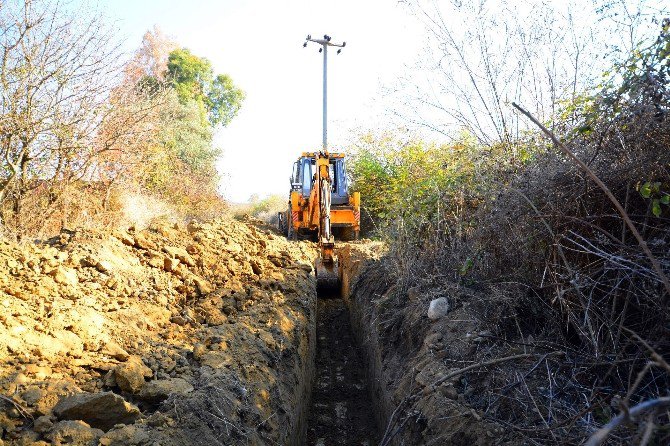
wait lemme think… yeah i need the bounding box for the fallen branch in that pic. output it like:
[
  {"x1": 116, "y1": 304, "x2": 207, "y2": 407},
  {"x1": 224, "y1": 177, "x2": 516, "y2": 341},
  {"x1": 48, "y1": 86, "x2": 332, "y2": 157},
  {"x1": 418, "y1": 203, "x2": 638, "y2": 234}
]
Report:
[
  {"x1": 428, "y1": 351, "x2": 564, "y2": 391},
  {"x1": 512, "y1": 102, "x2": 670, "y2": 300},
  {"x1": 584, "y1": 397, "x2": 670, "y2": 446},
  {"x1": 0, "y1": 394, "x2": 33, "y2": 420}
]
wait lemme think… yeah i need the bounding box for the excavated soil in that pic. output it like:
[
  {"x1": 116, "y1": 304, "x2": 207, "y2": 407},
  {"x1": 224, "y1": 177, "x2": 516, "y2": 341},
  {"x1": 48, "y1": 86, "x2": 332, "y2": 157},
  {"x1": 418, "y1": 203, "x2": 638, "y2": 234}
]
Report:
[
  {"x1": 305, "y1": 297, "x2": 378, "y2": 446},
  {"x1": 0, "y1": 216, "x2": 318, "y2": 446}
]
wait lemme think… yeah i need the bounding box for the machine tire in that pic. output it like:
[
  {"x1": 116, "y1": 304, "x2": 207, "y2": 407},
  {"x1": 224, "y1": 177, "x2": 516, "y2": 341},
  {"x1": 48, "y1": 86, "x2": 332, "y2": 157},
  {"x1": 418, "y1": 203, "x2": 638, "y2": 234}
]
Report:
[
  {"x1": 287, "y1": 219, "x2": 297, "y2": 241},
  {"x1": 340, "y1": 226, "x2": 356, "y2": 242},
  {"x1": 283, "y1": 210, "x2": 290, "y2": 237}
]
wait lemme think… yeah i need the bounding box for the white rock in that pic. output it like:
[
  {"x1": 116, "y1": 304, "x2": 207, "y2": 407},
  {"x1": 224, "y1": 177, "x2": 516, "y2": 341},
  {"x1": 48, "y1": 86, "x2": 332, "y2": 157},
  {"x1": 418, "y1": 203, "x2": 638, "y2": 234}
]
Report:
[{"x1": 427, "y1": 297, "x2": 450, "y2": 320}]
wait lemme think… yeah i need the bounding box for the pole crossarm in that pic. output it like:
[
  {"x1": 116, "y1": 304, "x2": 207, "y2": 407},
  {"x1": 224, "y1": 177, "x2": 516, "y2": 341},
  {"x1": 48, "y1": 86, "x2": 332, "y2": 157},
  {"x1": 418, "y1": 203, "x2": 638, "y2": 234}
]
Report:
[{"x1": 305, "y1": 34, "x2": 346, "y2": 48}]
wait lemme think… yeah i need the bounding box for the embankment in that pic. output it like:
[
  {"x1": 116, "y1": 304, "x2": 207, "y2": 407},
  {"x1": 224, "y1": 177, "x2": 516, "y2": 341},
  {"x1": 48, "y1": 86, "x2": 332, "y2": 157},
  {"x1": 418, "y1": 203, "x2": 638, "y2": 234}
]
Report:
[
  {"x1": 339, "y1": 244, "x2": 510, "y2": 446},
  {"x1": 0, "y1": 217, "x2": 317, "y2": 446}
]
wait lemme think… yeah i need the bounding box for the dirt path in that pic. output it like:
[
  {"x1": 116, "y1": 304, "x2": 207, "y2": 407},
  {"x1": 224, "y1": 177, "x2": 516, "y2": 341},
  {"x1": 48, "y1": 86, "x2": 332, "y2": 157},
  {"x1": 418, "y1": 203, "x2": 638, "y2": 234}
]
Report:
[{"x1": 306, "y1": 297, "x2": 379, "y2": 446}]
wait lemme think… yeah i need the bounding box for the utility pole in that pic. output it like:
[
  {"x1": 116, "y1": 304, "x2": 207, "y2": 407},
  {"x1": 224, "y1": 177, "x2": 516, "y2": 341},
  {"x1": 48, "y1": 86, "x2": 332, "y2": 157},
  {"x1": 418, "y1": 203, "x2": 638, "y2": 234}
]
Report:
[{"x1": 303, "y1": 34, "x2": 346, "y2": 154}]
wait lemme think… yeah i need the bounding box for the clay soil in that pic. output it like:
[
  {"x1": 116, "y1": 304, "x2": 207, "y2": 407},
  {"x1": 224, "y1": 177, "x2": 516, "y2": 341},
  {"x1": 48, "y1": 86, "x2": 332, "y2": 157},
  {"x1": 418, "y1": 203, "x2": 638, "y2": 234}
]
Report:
[{"x1": 0, "y1": 217, "x2": 318, "y2": 446}]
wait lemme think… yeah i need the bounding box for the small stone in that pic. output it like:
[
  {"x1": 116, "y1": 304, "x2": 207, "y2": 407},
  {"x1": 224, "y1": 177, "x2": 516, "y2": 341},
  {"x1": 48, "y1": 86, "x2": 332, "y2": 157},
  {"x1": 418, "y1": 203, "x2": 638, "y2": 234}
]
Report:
[
  {"x1": 24, "y1": 365, "x2": 52, "y2": 380},
  {"x1": 47, "y1": 420, "x2": 104, "y2": 444},
  {"x1": 427, "y1": 297, "x2": 450, "y2": 320},
  {"x1": 250, "y1": 260, "x2": 263, "y2": 275},
  {"x1": 115, "y1": 232, "x2": 135, "y2": 246},
  {"x1": 33, "y1": 415, "x2": 53, "y2": 434},
  {"x1": 170, "y1": 315, "x2": 186, "y2": 326},
  {"x1": 192, "y1": 276, "x2": 212, "y2": 295},
  {"x1": 134, "y1": 233, "x2": 156, "y2": 250},
  {"x1": 163, "y1": 246, "x2": 195, "y2": 266},
  {"x1": 138, "y1": 378, "x2": 194, "y2": 403},
  {"x1": 21, "y1": 386, "x2": 44, "y2": 405},
  {"x1": 96, "y1": 260, "x2": 113, "y2": 273},
  {"x1": 53, "y1": 392, "x2": 140, "y2": 431},
  {"x1": 101, "y1": 341, "x2": 129, "y2": 361},
  {"x1": 103, "y1": 370, "x2": 117, "y2": 388},
  {"x1": 163, "y1": 257, "x2": 180, "y2": 272},
  {"x1": 99, "y1": 424, "x2": 150, "y2": 446},
  {"x1": 114, "y1": 356, "x2": 152, "y2": 394},
  {"x1": 50, "y1": 266, "x2": 78, "y2": 286}
]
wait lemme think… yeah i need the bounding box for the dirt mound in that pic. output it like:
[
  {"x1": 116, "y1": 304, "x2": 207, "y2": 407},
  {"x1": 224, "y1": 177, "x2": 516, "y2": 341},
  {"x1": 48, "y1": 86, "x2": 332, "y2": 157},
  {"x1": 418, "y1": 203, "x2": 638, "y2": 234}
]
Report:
[{"x1": 0, "y1": 216, "x2": 317, "y2": 445}]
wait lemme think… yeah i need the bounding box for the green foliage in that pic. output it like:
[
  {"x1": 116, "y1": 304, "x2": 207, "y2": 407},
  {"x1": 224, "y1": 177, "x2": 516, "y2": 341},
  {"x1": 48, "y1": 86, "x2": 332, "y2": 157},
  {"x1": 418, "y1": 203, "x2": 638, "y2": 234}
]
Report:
[
  {"x1": 349, "y1": 131, "x2": 513, "y2": 237},
  {"x1": 167, "y1": 48, "x2": 245, "y2": 127},
  {"x1": 638, "y1": 181, "x2": 669, "y2": 217},
  {"x1": 571, "y1": 18, "x2": 670, "y2": 132},
  {"x1": 208, "y1": 74, "x2": 246, "y2": 127},
  {"x1": 249, "y1": 194, "x2": 286, "y2": 218},
  {"x1": 126, "y1": 43, "x2": 245, "y2": 216},
  {"x1": 142, "y1": 91, "x2": 218, "y2": 195},
  {"x1": 232, "y1": 194, "x2": 286, "y2": 222}
]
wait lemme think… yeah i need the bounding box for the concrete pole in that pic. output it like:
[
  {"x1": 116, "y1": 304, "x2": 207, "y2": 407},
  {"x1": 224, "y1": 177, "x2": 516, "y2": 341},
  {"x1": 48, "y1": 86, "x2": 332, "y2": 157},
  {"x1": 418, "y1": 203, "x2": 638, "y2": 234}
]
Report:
[
  {"x1": 303, "y1": 35, "x2": 345, "y2": 155},
  {"x1": 322, "y1": 44, "x2": 328, "y2": 151}
]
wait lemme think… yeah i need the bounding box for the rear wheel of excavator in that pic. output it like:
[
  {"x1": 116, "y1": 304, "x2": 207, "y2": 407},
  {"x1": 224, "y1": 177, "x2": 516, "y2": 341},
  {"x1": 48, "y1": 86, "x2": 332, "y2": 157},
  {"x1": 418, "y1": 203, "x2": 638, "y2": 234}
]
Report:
[
  {"x1": 340, "y1": 226, "x2": 359, "y2": 242},
  {"x1": 285, "y1": 205, "x2": 298, "y2": 241}
]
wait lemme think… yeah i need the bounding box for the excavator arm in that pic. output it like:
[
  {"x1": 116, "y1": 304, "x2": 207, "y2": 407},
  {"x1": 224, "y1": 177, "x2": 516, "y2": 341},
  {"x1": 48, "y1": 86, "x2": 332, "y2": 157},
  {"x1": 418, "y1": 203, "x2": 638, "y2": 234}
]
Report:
[{"x1": 313, "y1": 152, "x2": 340, "y2": 291}]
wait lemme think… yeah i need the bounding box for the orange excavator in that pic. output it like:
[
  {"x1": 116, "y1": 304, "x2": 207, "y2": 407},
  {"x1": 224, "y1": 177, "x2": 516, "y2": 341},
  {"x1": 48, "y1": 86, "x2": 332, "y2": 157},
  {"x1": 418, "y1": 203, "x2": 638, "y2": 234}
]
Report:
[
  {"x1": 284, "y1": 150, "x2": 360, "y2": 290},
  {"x1": 279, "y1": 34, "x2": 360, "y2": 291}
]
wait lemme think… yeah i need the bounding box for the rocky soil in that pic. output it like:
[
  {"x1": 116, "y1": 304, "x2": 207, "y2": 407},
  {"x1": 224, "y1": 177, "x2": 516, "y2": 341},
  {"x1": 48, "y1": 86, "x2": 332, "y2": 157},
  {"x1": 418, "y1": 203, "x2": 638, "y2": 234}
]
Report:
[{"x1": 0, "y1": 216, "x2": 317, "y2": 446}]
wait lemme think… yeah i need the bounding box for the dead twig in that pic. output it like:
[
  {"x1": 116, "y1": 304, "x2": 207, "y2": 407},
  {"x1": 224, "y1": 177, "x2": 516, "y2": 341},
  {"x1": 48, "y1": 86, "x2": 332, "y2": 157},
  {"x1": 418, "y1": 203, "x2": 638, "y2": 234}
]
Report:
[
  {"x1": 0, "y1": 394, "x2": 33, "y2": 420},
  {"x1": 584, "y1": 396, "x2": 670, "y2": 446},
  {"x1": 427, "y1": 351, "x2": 564, "y2": 391},
  {"x1": 379, "y1": 351, "x2": 564, "y2": 446}
]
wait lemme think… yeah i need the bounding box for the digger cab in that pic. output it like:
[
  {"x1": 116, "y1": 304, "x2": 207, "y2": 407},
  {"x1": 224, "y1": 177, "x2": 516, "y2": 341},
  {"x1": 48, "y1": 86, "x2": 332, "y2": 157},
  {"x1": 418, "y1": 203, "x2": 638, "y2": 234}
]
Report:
[
  {"x1": 285, "y1": 151, "x2": 360, "y2": 243},
  {"x1": 291, "y1": 153, "x2": 351, "y2": 205}
]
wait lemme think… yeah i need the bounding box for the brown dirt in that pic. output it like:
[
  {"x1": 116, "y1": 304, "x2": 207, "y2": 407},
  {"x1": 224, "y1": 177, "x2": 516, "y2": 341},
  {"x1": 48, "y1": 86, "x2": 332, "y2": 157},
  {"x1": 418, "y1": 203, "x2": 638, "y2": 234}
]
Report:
[
  {"x1": 0, "y1": 215, "x2": 511, "y2": 446},
  {"x1": 0, "y1": 216, "x2": 318, "y2": 446}
]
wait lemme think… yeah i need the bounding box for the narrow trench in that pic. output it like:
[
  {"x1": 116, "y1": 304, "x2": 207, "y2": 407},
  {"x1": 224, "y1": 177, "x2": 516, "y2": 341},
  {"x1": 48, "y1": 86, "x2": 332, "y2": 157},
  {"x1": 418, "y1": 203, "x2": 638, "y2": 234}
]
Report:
[{"x1": 305, "y1": 295, "x2": 380, "y2": 446}]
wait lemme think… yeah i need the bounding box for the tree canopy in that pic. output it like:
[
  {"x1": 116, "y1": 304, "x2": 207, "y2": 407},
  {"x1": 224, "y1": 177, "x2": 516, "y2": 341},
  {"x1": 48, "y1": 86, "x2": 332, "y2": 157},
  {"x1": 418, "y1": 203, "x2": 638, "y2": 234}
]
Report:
[{"x1": 167, "y1": 48, "x2": 244, "y2": 127}]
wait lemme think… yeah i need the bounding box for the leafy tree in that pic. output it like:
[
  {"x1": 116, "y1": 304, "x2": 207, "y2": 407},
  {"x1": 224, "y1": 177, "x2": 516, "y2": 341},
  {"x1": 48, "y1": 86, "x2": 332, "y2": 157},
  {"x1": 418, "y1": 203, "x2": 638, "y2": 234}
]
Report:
[{"x1": 167, "y1": 48, "x2": 244, "y2": 126}]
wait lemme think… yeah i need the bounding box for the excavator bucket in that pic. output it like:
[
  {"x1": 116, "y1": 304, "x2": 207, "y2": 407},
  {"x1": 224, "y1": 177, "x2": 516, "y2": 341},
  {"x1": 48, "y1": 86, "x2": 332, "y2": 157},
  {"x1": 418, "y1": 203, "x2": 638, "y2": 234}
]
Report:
[{"x1": 314, "y1": 256, "x2": 340, "y2": 294}]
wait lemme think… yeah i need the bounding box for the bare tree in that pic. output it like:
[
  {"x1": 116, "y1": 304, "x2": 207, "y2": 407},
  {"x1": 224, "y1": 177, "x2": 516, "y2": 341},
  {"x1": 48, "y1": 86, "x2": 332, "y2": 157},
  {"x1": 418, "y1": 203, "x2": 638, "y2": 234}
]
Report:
[
  {"x1": 393, "y1": 0, "x2": 665, "y2": 147},
  {"x1": 0, "y1": 0, "x2": 165, "y2": 231}
]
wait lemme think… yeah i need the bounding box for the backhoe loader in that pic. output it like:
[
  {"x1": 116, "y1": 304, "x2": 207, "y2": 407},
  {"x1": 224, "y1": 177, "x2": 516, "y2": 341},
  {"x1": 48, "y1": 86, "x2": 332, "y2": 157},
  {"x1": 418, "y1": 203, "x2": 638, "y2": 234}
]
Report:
[{"x1": 280, "y1": 150, "x2": 360, "y2": 290}]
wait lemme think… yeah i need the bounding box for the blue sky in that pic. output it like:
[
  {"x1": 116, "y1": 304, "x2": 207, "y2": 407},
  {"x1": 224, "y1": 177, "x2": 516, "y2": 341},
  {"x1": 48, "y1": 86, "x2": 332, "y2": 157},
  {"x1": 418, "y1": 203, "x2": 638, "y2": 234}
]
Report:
[{"x1": 98, "y1": 0, "x2": 425, "y2": 202}]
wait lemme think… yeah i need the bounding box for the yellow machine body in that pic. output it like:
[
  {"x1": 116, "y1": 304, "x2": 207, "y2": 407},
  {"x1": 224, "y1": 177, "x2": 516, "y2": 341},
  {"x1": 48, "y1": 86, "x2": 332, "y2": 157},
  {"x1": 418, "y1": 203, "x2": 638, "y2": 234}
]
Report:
[{"x1": 283, "y1": 151, "x2": 361, "y2": 292}]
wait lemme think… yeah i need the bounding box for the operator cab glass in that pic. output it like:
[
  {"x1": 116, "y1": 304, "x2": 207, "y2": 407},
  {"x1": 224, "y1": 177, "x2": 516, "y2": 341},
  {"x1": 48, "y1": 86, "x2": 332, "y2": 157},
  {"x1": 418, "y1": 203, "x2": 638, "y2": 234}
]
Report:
[{"x1": 296, "y1": 156, "x2": 349, "y2": 205}]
